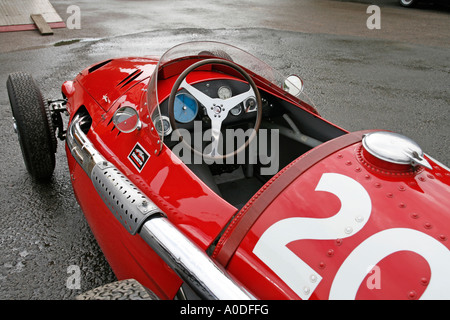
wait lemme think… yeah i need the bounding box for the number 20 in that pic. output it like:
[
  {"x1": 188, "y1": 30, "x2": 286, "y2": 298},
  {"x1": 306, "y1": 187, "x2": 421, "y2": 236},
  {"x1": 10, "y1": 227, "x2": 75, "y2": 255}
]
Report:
[{"x1": 253, "y1": 173, "x2": 450, "y2": 300}]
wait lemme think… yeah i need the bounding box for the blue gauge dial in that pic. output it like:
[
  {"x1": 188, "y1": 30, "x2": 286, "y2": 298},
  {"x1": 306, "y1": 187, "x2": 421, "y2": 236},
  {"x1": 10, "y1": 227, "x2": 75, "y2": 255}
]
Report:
[{"x1": 174, "y1": 93, "x2": 198, "y2": 123}]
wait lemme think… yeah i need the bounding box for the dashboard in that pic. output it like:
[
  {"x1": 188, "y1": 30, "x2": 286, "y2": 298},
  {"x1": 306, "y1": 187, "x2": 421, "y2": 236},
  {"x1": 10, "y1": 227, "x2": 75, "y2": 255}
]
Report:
[{"x1": 154, "y1": 79, "x2": 259, "y2": 137}]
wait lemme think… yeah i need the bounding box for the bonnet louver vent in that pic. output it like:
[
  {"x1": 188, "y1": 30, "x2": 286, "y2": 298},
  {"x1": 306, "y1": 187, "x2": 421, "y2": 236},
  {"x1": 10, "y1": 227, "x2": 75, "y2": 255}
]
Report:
[
  {"x1": 117, "y1": 70, "x2": 143, "y2": 88},
  {"x1": 88, "y1": 59, "x2": 113, "y2": 73}
]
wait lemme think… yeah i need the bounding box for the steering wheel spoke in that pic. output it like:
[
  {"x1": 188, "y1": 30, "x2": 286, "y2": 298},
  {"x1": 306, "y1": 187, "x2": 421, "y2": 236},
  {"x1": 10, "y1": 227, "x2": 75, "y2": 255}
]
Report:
[
  {"x1": 205, "y1": 118, "x2": 223, "y2": 158},
  {"x1": 180, "y1": 79, "x2": 214, "y2": 109},
  {"x1": 221, "y1": 87, "x2": 254, "y2": 113}
]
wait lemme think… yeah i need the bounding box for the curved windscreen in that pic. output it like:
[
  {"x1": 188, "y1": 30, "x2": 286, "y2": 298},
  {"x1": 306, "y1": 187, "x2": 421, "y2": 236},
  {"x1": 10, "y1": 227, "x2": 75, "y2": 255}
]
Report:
[{"x1": 146, "y1": 41, "x2": 314, "y2": 151}]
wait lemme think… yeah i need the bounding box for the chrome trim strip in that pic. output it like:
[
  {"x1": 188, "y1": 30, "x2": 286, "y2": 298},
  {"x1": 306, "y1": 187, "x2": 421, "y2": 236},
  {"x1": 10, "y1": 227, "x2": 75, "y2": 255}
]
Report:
[
  {"x1": 66, "y1": 114, "x2": 255, "y2": 300},
  {"x1": 140, "y1": 217, "x2": 254, "y2": 300},
  {"x1": 66, "y1": 114, "x2": 104, "y2": 175}
]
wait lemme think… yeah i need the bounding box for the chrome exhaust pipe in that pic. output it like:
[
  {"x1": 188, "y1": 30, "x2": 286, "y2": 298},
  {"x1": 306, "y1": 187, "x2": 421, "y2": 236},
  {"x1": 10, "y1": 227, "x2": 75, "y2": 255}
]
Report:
[
  {"x1": 66, "y1": 114, "x2": 255, "y2": 300},
  {"x1": 139, "y1": 217, "x2": 254, "y2": 300}
]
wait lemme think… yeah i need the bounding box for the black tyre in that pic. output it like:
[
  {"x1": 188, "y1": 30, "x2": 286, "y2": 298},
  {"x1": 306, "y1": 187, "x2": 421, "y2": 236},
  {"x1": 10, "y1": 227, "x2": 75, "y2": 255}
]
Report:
[
  {"x1": 76, "y1": 279, "x2": 160, "y2": 300},
  {"x1": 399, "y1": 0, "x2": 417, "y2": 7},
  {"x1": 7, "y1": 72, "x2": 56, "y2": 180}
]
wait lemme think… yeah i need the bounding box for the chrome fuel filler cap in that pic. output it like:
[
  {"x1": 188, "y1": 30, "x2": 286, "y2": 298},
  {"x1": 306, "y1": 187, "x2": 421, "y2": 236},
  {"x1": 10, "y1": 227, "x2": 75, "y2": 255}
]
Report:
[{"x1": 362, "y1": 131, "x2": 432, "y2": 170}]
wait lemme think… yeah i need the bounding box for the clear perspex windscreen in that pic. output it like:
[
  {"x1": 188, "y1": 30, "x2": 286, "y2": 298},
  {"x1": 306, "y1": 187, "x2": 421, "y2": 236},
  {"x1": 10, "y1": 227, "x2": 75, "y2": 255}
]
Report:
[{"x1": 146, "y1": 41, "x2": 315, "y2": 152}]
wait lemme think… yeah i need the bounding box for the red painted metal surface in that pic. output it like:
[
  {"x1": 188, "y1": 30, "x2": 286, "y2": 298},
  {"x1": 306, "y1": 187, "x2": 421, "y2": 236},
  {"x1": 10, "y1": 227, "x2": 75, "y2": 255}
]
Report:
[
  {"x1": 65, "y1": 56, "x2": 240, "y2": 298},
  {"x1": 66, "y1": 147, "x2": 183, "y2": 299},
  {"x1": 221, "y1": 139, "x2": 450, "y2": 300},
  {"x1": 63, "y1": 52, "x2": 450, "y2": 300}
]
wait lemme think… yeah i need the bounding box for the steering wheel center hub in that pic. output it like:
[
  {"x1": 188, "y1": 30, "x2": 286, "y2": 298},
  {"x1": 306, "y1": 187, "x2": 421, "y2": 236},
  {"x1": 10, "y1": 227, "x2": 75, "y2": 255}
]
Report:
[{"x1": 213, "y1": 105, "x2": 223, "y2": 114}]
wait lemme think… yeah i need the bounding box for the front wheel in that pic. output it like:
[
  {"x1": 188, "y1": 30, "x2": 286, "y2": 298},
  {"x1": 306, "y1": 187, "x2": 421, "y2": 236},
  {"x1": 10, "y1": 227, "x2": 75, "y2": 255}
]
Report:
[
  {"x1": 399, "y1": 0, "x2": 417, "y2": 7},
  {"x1": 7, "y1": 72, "x2": 56, "y2": 180},
  {"x1": 76, "y1": 279, "x2": 160, "y2": 300}
]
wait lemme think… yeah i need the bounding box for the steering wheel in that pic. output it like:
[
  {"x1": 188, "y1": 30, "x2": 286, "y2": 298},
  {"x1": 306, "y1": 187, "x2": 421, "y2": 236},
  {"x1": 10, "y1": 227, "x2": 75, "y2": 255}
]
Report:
[{"x1": 168, "y1": 58, "x2": 262, "y2": 160}]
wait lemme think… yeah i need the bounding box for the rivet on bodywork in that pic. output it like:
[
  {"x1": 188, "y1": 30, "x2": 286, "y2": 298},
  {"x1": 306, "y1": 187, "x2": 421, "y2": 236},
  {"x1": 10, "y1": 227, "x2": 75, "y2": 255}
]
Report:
[
  {"x1": 408, "y1": 291, "x2": 417, "y2": 300},
  {"x1": 438, "y1": 234, "x2": 447, "y2": 242},
  {"x1": 355, "y1": 216, "x2": 364, "y2": 223},
  {"x1": 344, "y1": 226, "x2": 353, "y2": 234},
  {"x1": 423, "y1": 222, "x2": 432, "y2": 229},
  {"x1": 310, "y1": 275, "x2": 318, "y2": 283},
  {"x1": 410, "y1": 212, "x2": 420, "y2": 219},
  {"x1": 303, "y1": 286, "x2": 310, "y2": 295},
  {"x1": 327, "y1": 249, "x2": 334, "y2": 257},
  {"x1": 420, "y1": 277, "x2": 429, "y2": 286},
  {"x1": 318, "y1": 262, "x2": 326, "y2": 269}
]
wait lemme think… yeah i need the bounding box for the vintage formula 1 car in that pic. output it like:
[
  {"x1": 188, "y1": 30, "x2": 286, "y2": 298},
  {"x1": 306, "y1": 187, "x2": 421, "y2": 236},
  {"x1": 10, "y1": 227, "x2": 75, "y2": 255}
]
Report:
[{"x1": 7, "y1": 41, "x2": 450, "y2": 300}]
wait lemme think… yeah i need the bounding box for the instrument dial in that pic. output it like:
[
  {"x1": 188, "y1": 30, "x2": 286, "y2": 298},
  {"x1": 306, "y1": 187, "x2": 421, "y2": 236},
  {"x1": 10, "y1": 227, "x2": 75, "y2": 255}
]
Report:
[
  {"x1": 218, "y1": 86, "x2": 232, "y2": 100},
  {"x1": 174, "y1": 93, "x2": 198, "y2": 123},
  {"x1": 244, "y1": 97, "x2": 257, "y2": 113},
  {"x1": 154, "y1": 115, "x2": 172, "y2": 136},
  {"x1": 230, "y1": 105, "x2": 242, "y2": 116}
]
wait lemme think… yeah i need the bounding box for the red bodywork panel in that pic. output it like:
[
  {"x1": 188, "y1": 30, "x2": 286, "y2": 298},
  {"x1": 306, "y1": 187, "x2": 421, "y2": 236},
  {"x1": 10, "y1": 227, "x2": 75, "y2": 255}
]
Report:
[
  {"x1": 214, "y1": 132, "x2": 450, "y2": 299},
  {"x1": 64, "y1": 57, "x2": 239, "y2": 298},
  {"x1": 63, "y1": 56, "x2": 450, "y2": 300},
  {"x1": 77, "y1": 57, "x2": 154, "y2": 111}
]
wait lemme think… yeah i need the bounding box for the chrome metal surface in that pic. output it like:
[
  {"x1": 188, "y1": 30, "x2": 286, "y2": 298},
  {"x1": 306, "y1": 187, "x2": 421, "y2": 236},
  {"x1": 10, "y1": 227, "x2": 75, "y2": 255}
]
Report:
[
  {"x1": 153, "y1": 115, "x2": 172, "y2": 136},
  {"x1": 12, "y1": 117, "x2": 17, "y2": 133},
  {"x1": 283, "y1": 75, "x2": 303, "y2": 97},
  {"x1": 113, "y1": 106, "x2": 142, "y2": 133},
  {"x1": 91, "y1": 161, "x2": 159, "y2": 235},
  {"x1": 66, "y1": 114, "x2": 105, "y2": 176},
  {"x1": 140, "y1": 217, "x2": 255, "y2": 300},
  {"x1": 362, "y1": 131, "x2": 432, "y2": 169}
]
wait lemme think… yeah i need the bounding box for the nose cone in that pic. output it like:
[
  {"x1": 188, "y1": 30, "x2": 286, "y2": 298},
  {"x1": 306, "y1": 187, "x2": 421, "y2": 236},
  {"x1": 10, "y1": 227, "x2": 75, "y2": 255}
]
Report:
[{"x1": 362, "y1": 131, "x2": 432, "y2": 170}]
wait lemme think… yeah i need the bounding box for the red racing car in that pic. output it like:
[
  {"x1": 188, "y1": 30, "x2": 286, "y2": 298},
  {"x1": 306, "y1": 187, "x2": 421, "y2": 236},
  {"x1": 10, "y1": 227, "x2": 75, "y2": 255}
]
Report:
[{"x1": 7, "y1": 41, "x2": 450, "y2": 300}]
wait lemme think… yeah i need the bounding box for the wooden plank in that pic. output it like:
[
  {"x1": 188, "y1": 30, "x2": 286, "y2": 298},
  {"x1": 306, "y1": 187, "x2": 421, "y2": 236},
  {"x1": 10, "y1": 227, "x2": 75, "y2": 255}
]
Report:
[
  {"x1": 30, "y1": 13, "x2": 53, "y2": 35},
  {"x1": 0, "y1": 0, "x2": 64, "y2": 28}
]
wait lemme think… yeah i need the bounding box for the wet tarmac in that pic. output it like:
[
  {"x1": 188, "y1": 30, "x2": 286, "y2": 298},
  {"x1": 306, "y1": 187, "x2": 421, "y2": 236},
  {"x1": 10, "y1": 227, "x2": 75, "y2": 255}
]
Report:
[{"x1": 0, "y1": 0, "x2": 449, "y2": 299}]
